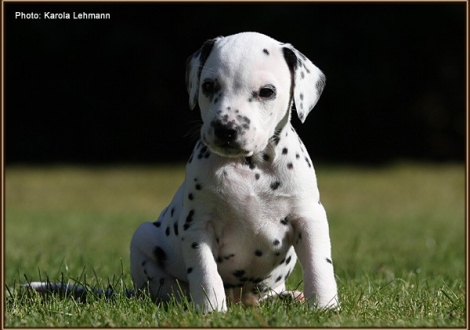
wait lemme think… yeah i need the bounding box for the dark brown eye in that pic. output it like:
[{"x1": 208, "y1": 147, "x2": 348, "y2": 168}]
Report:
[
  {"x1": 259, "y1": 85, "x2": 276, "y2": 99},
  {"x1": 202, "y1": 81, "x2": 215, "y2": 94}
]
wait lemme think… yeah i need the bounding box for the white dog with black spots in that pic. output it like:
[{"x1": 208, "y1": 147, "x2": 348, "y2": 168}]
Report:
[{"x1": 130, "y1": 32, "x2": 339, "y2": 313}]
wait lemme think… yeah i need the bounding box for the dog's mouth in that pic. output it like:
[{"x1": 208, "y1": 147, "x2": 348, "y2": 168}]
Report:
[{"x1": 208, "y1": 142, "x2": 253, "y2": 158}]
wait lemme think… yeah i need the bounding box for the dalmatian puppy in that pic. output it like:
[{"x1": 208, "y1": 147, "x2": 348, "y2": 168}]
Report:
[{"x1": 130, "y1": 32, "x2": 339, "y2": 313}]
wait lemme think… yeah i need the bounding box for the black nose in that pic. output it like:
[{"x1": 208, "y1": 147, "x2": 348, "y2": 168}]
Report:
[{"x1": 212, "y1": 120, "x2": 238, "y2": 143}]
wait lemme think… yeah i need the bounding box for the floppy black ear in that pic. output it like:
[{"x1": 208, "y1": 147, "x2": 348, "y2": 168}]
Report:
[
  {"x1": 282, "y1": 45, "x2": 326, "y2": 123},
  {"x1": 185, "y1": 37, "x2": 221, "y2": 110}
]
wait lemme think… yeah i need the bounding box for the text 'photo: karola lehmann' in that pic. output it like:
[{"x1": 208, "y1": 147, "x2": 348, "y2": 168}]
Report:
[{"x1": 15, "y1": 11, "x2": 111, "y2": 20}]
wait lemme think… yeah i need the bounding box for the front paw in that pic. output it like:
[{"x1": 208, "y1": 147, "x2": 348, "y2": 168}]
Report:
[
  {"x1": 195, "y1": 295, "x2": 227, "y2": 313},
  {"x1": 192, "y1": 284, "x2": 227, "y2": 313},
  {"x1": 306, "y1": 293, "x2": 340, "y2": 311}
]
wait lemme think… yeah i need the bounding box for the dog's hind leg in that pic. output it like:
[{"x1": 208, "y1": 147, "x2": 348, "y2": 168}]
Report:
[{"x1": 130, "y1": 222, "x2": 189, "y2": 303}]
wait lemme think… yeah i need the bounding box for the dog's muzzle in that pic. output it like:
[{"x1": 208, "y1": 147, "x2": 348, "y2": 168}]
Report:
[{"x1": 206, "y1": 120, "x2": 252, "y2": 157}]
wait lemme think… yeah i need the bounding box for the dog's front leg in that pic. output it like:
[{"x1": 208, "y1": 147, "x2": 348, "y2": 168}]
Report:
[
  {"x1": 293, "y1": 204, "x2": 339, "y2": 309},
  {"x1": 181, "y1": 221, "x2": 227, "y2": 313}
]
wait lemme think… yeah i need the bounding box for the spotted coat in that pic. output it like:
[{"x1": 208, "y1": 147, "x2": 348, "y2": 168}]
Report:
[{"x1": 130, "y1": 32, "x2": 338, "y2": 313}]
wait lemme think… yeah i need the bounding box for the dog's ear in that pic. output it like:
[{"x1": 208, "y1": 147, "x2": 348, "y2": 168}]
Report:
[
  {"x1": 185, "y1": 37, "x2": 222, "y2": 110},
  {"x1": 282, "y1": 45, "x2": 326, "y2": 123}
]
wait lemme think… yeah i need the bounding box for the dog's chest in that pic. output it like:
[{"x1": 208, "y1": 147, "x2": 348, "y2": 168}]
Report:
[{"x1": 186, "y1": 146, "x2": 302, "y2": 284}]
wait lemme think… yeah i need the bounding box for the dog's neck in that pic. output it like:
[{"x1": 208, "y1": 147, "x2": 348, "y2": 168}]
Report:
[{"x1": 244, "y1": 121, "x2": 292, "y2": 167}]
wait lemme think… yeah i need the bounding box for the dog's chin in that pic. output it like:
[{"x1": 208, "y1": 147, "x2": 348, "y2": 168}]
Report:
[{"x1": 209, "y1": 145, "x2": 253, "y2": 158}]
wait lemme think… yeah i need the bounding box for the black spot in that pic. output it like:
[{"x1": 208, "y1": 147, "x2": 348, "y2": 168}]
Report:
[
  {"x1": 159, "y1": 278, "x2": 165, "y2": 286},
  {"x1": 154, "y1": 246, "x2": 167, "y2": 269},
  {"x1": 195, "y1": 183, "x2": 202, "y2": 190},
  {"x1": 298, "y1": 232, "x2": 302, "y2": 240},
  {"x1": 287, "y1": 163, "x2": 293, "y2": 170},
  {"x1": 188, "y1": 154, "x2": 193, "y2": 164},
  {"x1": 217, "y1": 256, "x2": 223, "y2": 263},
  {"x1": 301, "y1": 71, "x2": 305, "y2": 79},
  {"x1": 173, "y1": 222, "x2": 179, "y2": 236},
  {"x1": 304, "y1": 64, "x2": 311, "y2": 74},
  {"x1": 326, "y1": 258, "x2": 333, "y2": 264},
  {"x1": 240, "y1": 116, "x2": 251, "y2": 124},
  {"x1": 285, "y1": 270, "x2": 291, "y2": 280},
  {"x1": 305, "y1": 157, "x2": 312, "y2": 168},
  {"x1": 282, "y1": 47, "x2": 298, "y2": 71},
  {"x1": 188, "y1": 193, "x2": 194, "y2": 200},
  {"x1": 224, "y1": 253, "x2": 235, "y2": 260},
  {"x1": 300, "y1": 93, "x2": 304, "y2": 100},
  {"x1": 271, "y1": 181, "x2": 281, "y2": 190},
  {"x1": 282, "y1": 148, "x2": 288, "y2": 155},
  {"x1": 197, "y1": 146, "x2": 210, "y2": 160},
  {"x1": 186, "y1": 210, "x2": 195, "y2": 223},
  {"x1": 263, "y1": 153, "x2": 270, "y2": 161},
  {"x1": 153, "y1": 221, "x2": 161, "y2": 228},
  {"x1": 279, "y1": 258, "x2": 285, "y2": 265},
  {"x1": 273, "y1": 239, "x2": 280, "y2": 246},
  {"x1": 191, "y1": 242, "x2": 199, "y2": 249},
  {"x1": 170, "y1": 207, "x2": 175, "y2": 217},
  {"x1": 255, "y1": 249, "x2": 263, "y2": 257},
  {"x1": 183, "y1": 223, "x2": 190, "y2": 231},
  {"x1": 296, "y1": 153, "x2": 300, "y2": 159},
  {"x1": 165, "y1": 226, "x2": 170, "y2": 236},
  {"x1": 233, "y1": 270, "x2": 245, "y2": 278},
  {"x1": 255, "y1": 173, "x2": 260, "y2": 180},
  {"x1": 280, "y1": 217, "x2": 288, "y2": 225},
  {"x1": 275, "y1": 275, "x2": 282, "y2": 282},
  {"x1": 187, "y1": 267, "x2": 193, "y2": 274},
  {"x1": 286, "y1": 256, "x2": 292, "y2": 265},
  {"x1": 246, "y1": 157, "x2": 256, "y2": 169},
  {"x1": 263, "y1": 48, "x2": 269, "y2": 55}
]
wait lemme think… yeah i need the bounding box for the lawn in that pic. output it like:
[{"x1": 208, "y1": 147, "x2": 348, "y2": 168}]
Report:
[{"x1": 4, "y1": 162, "x2": 466, "y2": 327}]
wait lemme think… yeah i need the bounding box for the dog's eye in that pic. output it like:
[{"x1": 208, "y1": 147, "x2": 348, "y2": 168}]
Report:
[
  {"x1": 201, "y1": 81, "x2": 215, "y2": 94},
  {"x1": 259, "y1": 85, "x2": 276, "y2": 99}
]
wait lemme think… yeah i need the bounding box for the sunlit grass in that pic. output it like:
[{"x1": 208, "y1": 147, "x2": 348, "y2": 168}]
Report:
[{"x1": 4, "y1": 162, "x2": 465, "y2": 327}]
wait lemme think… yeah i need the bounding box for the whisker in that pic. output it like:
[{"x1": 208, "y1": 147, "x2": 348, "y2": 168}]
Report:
[{"x1": 184, "y1": 120, "x2": 203, "y2": 144}]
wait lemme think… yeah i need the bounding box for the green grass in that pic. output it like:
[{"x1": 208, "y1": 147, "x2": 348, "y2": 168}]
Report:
[{"x1": 4, "y1": 162, "x2": 466, "y2": 327}]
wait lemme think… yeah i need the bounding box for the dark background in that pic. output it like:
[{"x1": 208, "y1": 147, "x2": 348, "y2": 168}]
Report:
[{"x1": 4, "y1": 2, "x2": 466, "y2": 164}]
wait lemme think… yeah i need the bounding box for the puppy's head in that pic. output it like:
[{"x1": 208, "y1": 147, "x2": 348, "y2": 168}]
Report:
[{"x1": 186, "y1": 32, "x2": 325, "y2": 158}]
